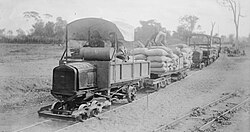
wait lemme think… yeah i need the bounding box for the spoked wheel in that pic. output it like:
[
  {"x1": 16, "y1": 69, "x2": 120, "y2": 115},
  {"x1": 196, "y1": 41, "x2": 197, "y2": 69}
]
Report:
[
  {"x1": 77, "y1": 113, "x2": 88, "y2": 122},
  {"x1": 160, "y1": 80, "x2": 167, "y2": 88},
  {"x1": 127, "y1": 86, "x2": 137, "y2": 103},
  {"x1": 90, "y1": 109, "x2": 99, "y2": 117}
]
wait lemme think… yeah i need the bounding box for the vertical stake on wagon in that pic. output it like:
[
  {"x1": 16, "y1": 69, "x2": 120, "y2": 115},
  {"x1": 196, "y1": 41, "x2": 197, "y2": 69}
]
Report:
[
  {"x1": 146, "y1": 90, "x2": 149, "y2": 110},
  {"x1": 145, "y1": 90, "x2": 149, "y2": 130}
]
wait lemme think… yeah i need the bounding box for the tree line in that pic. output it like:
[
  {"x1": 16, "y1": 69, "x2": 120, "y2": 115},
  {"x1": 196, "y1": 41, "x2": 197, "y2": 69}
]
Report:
[
  {"x1": 0, "y1": 10, "x2": 249, "y2": 46},
  {"x1": 134, "y1": 14, "x2": 250, "y2": 46},
  {"x1": 135, "y1": 15, "x2": 205, "y2": 45},
  {"x1": 0, "y1": 11, "x2": 67, "y2": 44}
]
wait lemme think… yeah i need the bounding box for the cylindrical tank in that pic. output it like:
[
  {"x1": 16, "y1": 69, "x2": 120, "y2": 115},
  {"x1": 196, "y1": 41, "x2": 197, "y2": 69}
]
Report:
[{"x1": 79, "y1": 47, "x2": 115, "y2": 61}]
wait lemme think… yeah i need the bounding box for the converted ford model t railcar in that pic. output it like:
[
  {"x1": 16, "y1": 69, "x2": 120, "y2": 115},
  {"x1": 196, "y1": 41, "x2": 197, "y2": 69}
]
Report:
[{"x1": 38, "y1": 18, "x2": 150, "y2": 120}]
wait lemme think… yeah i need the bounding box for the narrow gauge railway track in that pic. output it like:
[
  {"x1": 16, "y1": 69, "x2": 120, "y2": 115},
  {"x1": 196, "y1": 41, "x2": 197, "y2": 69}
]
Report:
[
  {"x1": 13, "y1": 94, "x2": 147, "y2": 132},
  {"x1": 153, "y1": 91, "x2": 249, "y2": 132},
  {"x1": 13, "y1": 119, "x2": 76, "y2": 132},
  {"x1": 12, "y1": 99, "x2": 128, "y2": 132},
  {"x1": 198, "y1": 97, "x2": 250, "y2": 131},
  {"x1": 12, "y1": 69, "x2": 200, "y2": 132}
]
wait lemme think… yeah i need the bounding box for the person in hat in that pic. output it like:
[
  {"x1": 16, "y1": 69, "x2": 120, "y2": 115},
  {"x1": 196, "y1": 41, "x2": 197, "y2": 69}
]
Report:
[
  {"x1": 109, "y1": 32, "x2": 128, "y2": 61},
  {"x1": 89, "y1": 30, "x2": 105, "y2": 47}
]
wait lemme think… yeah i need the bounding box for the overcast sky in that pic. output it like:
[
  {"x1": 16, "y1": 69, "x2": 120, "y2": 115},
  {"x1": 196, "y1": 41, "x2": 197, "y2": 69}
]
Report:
[{"x1": 0, "y1": 0, "x2": 249, "y2": 37}]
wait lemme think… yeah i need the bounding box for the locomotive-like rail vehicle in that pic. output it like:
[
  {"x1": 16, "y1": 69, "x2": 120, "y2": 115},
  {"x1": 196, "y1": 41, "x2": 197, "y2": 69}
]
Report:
[
  {"x1": 188, "y1": 34, "x2": 221, "y2": 69},
  {"x1": 38, "y1": 18, "x2": 150, "y2": 121}
]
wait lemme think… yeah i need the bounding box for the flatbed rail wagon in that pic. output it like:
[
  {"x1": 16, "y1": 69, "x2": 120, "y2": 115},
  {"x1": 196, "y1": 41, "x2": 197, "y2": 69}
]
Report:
[{"x1": 144, "y1": 67, "x2": 188, "y2": 90}]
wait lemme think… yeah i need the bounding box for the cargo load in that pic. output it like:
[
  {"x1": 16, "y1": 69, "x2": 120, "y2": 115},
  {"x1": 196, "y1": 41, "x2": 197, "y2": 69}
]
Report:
[
  {"x1": 146, "y1": 47, "x2": 175, "y2": 73},
  {"x1": 148, "y1": 46, "x2": 174, "y2": 57},
  {"x1": 150, "y1": 62, "x2": 167, "y2": 68},
  {"x1": 134, "y1": 54, "x2": 147, "y2": 60},
  {"x1": 130, "y1": 48, "x2": 148, "y2": 55},
  {"x1": 170, "y1": 44, "x2": 193, "y2": 68},
  {"x1": 146, "y1": 49, "x2": 169, "y2": 56},
  {"x1": 147, "y1": 56, "x2": 172, "y2": 62},
  {"x1": 151, "y1": 67, "x2": 169, "y2": 72}
]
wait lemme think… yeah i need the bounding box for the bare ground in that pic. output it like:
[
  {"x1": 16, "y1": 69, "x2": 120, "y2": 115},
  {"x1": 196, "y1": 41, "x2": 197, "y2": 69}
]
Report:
[{"x1": 0, "y1": 43, "x2": 64, "y2": 112}]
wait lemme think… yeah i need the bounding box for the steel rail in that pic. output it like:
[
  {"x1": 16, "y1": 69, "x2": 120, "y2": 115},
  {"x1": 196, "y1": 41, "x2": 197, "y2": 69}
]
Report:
[
  {"x1": 153, "y1": 91, "x2": 237, "y2": 132},
  {"x1": 13, "y1": 119, "x2": 51, "y2": 132},
  {"x1": 198, "y1": 97, "x2": 250, "y2": 131}
]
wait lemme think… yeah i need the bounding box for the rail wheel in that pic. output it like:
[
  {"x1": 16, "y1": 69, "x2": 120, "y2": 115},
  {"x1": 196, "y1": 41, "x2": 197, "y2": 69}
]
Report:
[
  {"x1": 127, "y1": 86, "x2": 137, "y2": 103},
  {"x1": 166, "y1": 78, "x2": 171, "y2": 85},
  {"x1": 77, "y1": 113, "x2": 88, "y2": 122},
  {"x1": 160, "y1": 80, "x2": 167, "y2": 88},
  {"x1": 182, "y1": 72, "x2": 187, "y2": 79},
  {"x1": 78, "y1": 104, "x2": 88, "y2": 110},
  {"x1": 177, "y1": 73, "x2": 182, "y2": 80},
  {"x1": 90, "y1": 109, "x2": 99, "y2": 117},
  {"x1": 51, "y1": 102, "x2": 63, "y2": 114}
]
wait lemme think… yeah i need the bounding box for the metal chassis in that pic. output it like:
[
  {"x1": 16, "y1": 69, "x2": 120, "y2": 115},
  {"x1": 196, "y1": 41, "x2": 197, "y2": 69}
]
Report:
[
  {"x1": 144, "y1": 68, "x2": 188, "y2": 90},
  {"x1": 38, "y1": 79, "x2": 141, "y2": 121}
]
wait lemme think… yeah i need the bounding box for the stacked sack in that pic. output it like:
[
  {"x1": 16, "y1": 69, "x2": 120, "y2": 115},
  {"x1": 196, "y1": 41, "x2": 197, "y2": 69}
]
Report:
[
  {"x1": 172, "y1": 53, "x2": 181, "y2": 70},
  {"x1": 169, "y1": 45, "x2": 184, "y2": 70},
  {"x1": 181, "y1": 49, "x2": 193, "y2": 68},
  {"x1": 130, "y1": 46, "x2": 188, "y2": 72},
  {"x1": 130, "y1": 48, "x2": 148, "y2": 61},
  {"x1": 146, "y1": 47, "x2": 174, "y2": 73},
  {"x1": 172, "y1": 44, "x2": 193, "y2": 68}
]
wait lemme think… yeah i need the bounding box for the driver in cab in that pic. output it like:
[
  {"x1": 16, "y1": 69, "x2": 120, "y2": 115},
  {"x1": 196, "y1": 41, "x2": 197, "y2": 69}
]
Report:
[{"x1": 89, "y1": 30, "x2": 105, "y2": 47}]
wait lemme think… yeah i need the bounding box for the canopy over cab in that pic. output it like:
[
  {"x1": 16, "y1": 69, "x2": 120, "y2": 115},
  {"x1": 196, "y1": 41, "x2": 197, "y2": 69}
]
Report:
[
  {"x1": 64, "y1": 18, "x2": 135, "y2": 61},
  {"x1": 188, "y1": 34, "x2": 211, "y2": 46},
  {"x1": 67, "y1": 18, "x2": 125, "y2": 41}
]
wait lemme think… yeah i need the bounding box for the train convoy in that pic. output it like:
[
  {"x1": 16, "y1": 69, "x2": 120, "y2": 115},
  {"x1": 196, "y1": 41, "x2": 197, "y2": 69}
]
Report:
[
  {"x1": 38, "y1": 18, "x2": 221, "y2": 121},
  {"x1": 188, "y1": 34, "x2": 221, "y2": 69}
]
